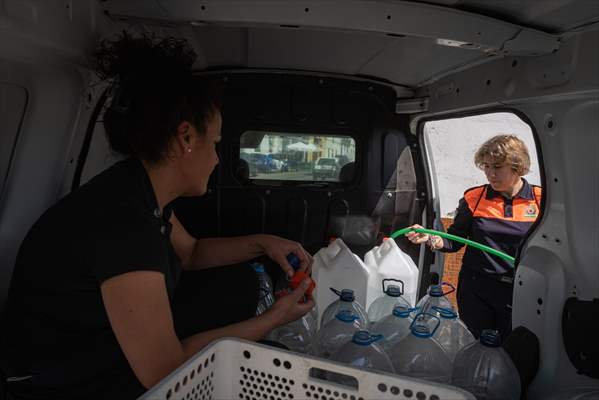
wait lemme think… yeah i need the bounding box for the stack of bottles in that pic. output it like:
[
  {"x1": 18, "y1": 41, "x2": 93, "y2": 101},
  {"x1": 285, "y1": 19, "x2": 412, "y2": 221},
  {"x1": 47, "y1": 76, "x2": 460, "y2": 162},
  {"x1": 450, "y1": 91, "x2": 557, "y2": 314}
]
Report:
[{"x1": 255, "y1": 242, "x2": 520, "y2": 399}]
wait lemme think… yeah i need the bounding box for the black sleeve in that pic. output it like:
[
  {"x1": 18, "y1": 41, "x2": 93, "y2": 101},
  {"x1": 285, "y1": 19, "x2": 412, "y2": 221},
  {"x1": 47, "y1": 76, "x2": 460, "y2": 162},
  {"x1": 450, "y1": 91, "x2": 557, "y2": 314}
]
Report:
[
  {"x1": 88, "y1": 209, "x2": 169, "y2": 283},
  {"x1": 439, "y1": 197, "x2": 473, "y2": 253}
]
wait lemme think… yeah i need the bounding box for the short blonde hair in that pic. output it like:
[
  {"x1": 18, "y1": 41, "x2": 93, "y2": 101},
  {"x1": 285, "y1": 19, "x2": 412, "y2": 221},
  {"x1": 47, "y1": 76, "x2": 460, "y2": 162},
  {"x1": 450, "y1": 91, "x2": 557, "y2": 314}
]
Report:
[{"x1": 474, "y1": 134, "x2": 531, "y2": 176}]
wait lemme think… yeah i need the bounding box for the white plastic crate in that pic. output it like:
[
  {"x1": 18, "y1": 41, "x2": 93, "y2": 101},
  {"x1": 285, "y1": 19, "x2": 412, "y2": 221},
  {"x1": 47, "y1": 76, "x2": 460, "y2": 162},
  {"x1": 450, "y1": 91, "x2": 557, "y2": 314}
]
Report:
[{"x1": 139, "y1": 338, "x2": 475, "y2": 400}]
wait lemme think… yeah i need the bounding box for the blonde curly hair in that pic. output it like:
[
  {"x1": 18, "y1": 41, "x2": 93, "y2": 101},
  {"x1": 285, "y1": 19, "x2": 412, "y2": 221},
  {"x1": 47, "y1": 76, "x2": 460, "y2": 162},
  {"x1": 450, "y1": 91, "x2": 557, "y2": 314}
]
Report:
[{"x1": 474, "y1": 134, "x2": 531, "y2": 176}]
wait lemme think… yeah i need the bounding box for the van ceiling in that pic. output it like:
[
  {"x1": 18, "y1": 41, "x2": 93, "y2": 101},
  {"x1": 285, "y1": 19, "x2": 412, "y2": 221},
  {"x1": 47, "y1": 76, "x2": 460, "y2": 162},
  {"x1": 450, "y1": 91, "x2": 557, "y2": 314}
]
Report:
[{"x1": 102, "y1": 0, "x2": 599, "y2": 88}]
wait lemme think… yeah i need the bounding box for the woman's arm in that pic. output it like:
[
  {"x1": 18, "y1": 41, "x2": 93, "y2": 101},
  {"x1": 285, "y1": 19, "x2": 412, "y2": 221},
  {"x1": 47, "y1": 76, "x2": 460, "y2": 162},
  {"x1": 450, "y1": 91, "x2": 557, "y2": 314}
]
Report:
[
  {"x1": 169, "y1": 214, "x2": 312, "y2": 275},
  {"x1": 406, "y1": 197, "x2": 473, "y2": 253},
  {"x1": 101, "y1": 270, "x2": 313, "y2": 389},
  {"x1": 441, "y1": 198, "x2": 473, "y2": 253}
]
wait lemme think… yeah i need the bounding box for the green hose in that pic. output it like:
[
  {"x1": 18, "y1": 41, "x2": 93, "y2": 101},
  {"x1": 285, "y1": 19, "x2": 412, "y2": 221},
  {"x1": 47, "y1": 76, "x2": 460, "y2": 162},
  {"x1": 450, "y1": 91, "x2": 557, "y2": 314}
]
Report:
[{"x1": 390, "y1": 227, "x2": 515, "y2": 266}]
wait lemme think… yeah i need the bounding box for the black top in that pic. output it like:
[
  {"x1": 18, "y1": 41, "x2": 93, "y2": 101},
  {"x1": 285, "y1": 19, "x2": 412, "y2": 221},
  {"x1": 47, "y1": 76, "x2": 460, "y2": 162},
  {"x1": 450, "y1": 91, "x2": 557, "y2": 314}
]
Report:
[
  {"x1": 441, "y1": 179, "x2": 542, "y2": 275},
  {"x1": 0, "y1": 158, "x2": 181, "y2": 399}
]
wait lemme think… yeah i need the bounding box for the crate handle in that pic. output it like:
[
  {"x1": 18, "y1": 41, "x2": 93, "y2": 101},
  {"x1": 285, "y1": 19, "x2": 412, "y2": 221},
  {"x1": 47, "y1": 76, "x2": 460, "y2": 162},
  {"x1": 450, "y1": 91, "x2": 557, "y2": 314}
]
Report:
[{"x1": 308, "y1": 367, "x2": 359, "y2": 390}]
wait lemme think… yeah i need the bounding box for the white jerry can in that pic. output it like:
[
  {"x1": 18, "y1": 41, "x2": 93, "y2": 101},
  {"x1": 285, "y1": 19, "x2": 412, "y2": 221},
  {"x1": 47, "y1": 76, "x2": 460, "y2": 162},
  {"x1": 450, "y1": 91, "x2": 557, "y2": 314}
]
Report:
[
  {"x1": 311, "y1": 239, "x2": 377, "y2": 328},
  {"x1": 363, "y1": 238, "x2": 420, "y2": 308}
]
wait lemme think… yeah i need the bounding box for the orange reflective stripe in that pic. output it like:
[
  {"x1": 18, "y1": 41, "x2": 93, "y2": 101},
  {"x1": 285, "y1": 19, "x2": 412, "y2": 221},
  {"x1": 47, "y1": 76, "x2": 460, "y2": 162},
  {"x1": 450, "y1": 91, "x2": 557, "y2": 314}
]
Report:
[
  {"x1": 533, "y1": 186, "x2": 543, "y2": 207},
  {"x1": 464, "y1": 186, "x2": 486, "y2": 213},
  {"x1": 471, "y1": 197, "x2": 504, "y2": 219},
  {"x1": 472, "y1": 196, "x2": 540, "y2": 221}
]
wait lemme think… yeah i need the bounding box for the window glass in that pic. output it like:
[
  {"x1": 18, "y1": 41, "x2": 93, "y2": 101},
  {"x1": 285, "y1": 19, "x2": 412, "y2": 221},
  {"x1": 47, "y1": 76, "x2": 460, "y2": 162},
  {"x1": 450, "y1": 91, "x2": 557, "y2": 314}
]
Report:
[
  {"x1": 239, "y1": 131, "x2": 356, "y2": 182},
  {"x1": 0, "y1": 83, "x2": 27, "y2": 199},
  {"x1": 424, "y1": 112, "x2": 541, "y2": 218}
]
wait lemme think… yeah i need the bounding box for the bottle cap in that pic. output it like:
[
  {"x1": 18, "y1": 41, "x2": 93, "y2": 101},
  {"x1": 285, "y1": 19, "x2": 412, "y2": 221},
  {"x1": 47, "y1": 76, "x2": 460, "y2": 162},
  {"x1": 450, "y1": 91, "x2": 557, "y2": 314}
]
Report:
[
  {"x1": 286, "y1": 253, "x2": 301, "y2": 271},
  {"x1": 340, "y1": 289, "x2": 355, "y2": 302},
  {"x1": 392, "y1": 305, "x2": 413, "y2": 318},
  {"x1": 251, "y1": 263, "x2": 265, "y2": 273},
  {"x1": 480, "y1": 329, "x2": 502, "y2": 347},
  {"x1": 352, "y1": 330, "x2": 381, "y2": 346},
  {"x1": 429, "y1": 285, "x2": 444, "y2": 297},
  {"x1": 385, "y1": 285, "x2": 402, "y2": 297}
]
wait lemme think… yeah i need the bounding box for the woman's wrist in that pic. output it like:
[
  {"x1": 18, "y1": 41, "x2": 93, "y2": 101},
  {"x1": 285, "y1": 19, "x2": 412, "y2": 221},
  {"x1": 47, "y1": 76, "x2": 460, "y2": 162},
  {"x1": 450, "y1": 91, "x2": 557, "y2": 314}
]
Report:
[
  {"x1": 248, "y1": 234, "x2": 271, "y2": 256},
  {"x1": 427, "y1": 235, "x2": 443, "y2": 250}
]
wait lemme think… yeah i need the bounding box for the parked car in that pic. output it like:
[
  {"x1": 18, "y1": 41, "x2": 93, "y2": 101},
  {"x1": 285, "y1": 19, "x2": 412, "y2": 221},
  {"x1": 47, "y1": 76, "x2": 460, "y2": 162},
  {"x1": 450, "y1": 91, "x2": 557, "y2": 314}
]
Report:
[
  {"x1": 241, "y1": 153, "x2": 280, "y2": 173},
  {"x1": 267, "y1": 154, "x2": 289, "y2": 172},
  {"x1": 312, "y1": 157, "x2": 340, "y2": 180}
]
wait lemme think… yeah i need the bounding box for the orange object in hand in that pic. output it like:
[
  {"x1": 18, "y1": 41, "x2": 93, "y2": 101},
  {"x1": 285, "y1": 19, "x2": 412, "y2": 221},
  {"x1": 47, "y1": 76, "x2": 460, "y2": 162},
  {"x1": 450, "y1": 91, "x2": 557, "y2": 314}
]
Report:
[{"x1": 289, "y1": 271, "x2": 315, "y2": 297}]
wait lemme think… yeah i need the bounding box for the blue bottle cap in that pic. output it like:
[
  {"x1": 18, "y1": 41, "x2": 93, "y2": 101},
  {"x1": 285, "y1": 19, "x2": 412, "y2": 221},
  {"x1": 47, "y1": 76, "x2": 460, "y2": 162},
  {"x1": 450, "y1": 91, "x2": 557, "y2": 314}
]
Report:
[
  {"x1": 411, "y1": 322, "x2": 433, "y2": 338},
  {"x1": 429, "y1": 285, "x2": 444, "y2": 297},
  {"x1": 251, "y1": 263, "x2": 265, "y2": 273},
  {"x1": 286, "y1": 253, "x2": 301, "y2": 271},
  {"x1": 340, "y1": 289, "x2": 355, "y2": 302},
  {"x1": 480, "y1": 329, "x2": 502, "y2": 347},
  {"x1": 385, "y1": 285, "x2": 402, "y2": 297},
  {"x1": 335, "y1": 310, "x2": 359, "y2": 323},
  {"x1": 433, "y1": 306, "x2": 457, "y2": 319},
  {"x1": 351, "y1": 330, "x2": 383, "y2": 346},
  {"x1": 392, "y1": 305, "x2": 413, "y2": 318}
]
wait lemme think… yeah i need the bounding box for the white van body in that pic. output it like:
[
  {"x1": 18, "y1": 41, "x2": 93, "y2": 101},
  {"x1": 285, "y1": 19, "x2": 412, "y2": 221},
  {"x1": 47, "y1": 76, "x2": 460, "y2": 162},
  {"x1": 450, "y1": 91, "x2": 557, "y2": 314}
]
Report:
[{"x1": 0, "y1": 1, "x2": 597, "y2": 398}]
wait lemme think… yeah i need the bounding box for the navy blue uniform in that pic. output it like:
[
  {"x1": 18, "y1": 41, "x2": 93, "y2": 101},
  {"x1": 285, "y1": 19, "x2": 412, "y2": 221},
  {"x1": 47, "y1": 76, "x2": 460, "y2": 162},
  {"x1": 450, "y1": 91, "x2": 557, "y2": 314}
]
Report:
[{"x1": 440, "y1": 179, "x2": 542, "y2": 339}]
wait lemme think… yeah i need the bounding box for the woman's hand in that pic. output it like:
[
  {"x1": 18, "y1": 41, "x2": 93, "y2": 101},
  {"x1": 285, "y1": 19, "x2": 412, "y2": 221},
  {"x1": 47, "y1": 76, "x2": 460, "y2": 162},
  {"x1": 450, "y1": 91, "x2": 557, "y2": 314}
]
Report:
[
  {"x1": 266, "y1": 278, "x2": 315, "y2": 326},
  {"x1": 405, "y1": 224, "x2": 443, "y2": 250},
  {"x1": 405, "y1": 224, "x2": 429, "y2": 244},
  {"x1": 256, "y1": 234, "x2": 313, "y2": 278}
]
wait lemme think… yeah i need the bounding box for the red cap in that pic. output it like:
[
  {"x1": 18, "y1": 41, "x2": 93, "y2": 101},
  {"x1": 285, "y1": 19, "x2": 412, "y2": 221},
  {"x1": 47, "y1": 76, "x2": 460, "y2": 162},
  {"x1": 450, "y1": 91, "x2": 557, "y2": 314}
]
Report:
[{"x1": 289, "y1": 271, "x2": 315, "y2": 297}]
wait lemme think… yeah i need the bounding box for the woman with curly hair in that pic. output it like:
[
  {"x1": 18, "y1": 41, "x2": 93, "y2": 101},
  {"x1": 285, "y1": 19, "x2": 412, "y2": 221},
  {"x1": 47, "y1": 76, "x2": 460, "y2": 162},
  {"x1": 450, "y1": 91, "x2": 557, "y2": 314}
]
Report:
[
  {"x1": 407, "y1": 135, "x2": 542, "y2": 341},
  {"x1": 0, "y1": 33, "x2": 314, "y2": 399}
]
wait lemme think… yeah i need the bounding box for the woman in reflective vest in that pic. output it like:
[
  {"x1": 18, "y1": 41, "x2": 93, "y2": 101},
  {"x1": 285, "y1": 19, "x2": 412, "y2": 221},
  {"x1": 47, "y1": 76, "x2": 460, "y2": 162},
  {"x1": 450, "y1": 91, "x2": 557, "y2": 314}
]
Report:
[{"x1": 407, "y1": 135, "x2": 542, "y2": 340}]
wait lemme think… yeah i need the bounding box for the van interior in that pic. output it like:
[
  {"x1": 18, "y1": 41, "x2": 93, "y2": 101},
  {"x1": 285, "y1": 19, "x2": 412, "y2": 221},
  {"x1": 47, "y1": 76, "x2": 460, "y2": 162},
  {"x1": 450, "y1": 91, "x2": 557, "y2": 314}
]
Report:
[{"x1": 0, "y1": 0, "x2": 597, "y2": 398}]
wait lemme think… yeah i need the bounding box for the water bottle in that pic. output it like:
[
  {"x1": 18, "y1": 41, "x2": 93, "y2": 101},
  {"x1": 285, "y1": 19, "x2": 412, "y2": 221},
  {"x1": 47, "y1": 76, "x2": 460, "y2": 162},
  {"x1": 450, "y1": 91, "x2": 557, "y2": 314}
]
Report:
[
  {"x1": 268, "y1": 254, "x2": 317, "y2": 352},
  {"x1": 367, "y1": 279, "x2": 411, "y2": 323},
  {"x1": 330, "y1": 330, "x2": 395, "y2": 375},
  {"x1": 452, "y1": 329, "x2": 521, "y2": 400},
  {"x1": 271, "y1": 307, "x2": 317, "y2": 353},
  {"x1": 252, "y1": 263, "x2": 275, "y2": 316},
  {"x1": 370, "y1": 305, "x2": 414, "y2": 351},
  {"x1": 415, "y1": 281, "x2": 455, "y2": 319},
  {"x1": 389, "y1": 313, "x2": 452, "y2": 383},
  {"x1": 432, "y1": 306, "x2": 475, "y2": 362},
  {"x1": 310, "y1": 309, "x2": 360, "y2": 359},
  {"x1": 320, "y1": 288, "x2": 369, "y2": 328}
]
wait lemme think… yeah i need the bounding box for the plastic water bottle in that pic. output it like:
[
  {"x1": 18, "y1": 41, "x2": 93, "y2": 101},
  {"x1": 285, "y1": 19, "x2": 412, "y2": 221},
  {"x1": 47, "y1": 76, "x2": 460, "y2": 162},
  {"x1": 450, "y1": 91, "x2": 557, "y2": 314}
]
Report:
[
  {"x1": 415, "y1": 281, "x2": 455, "y2": 318},
  {"x1": 310, "y1": 310, "x2": 361, "y2": 359},
  {"x1": 312, "y1": 239, "x2": 374, "y2": 325},
  {"x1": 330, "y1": 330, "x2": 395, "y2": 374},
  {"x1": 268, "y1": 254, "x2": 317, "y2": 352},
  {"x1": 252, "y1": 263, "x2": 275, "y2": 316},
  {"x1": 363, "y1": 237, "x2": 420, "y2": 307},
  {"x1": 452, "y1": 329, "x2": 521, "y2": 400},
  {"x1": 320, "y1": 288, "x2": 369, "y2": 329},
  {"x1": 389, "y1": 313, "x2": 452, "y2": 383},
  {"x1": 370, "y1": 305, "x2": 414, "y2": 351},
  {"x1": 367, "y1": 279, "x2": 411, "y2": 323},
  {"x1": 432, "y1": 307, "x2": 475, "y2": 362},
  {"x1": 271, "y1": 308, "x2": 317, "y2": 353}
]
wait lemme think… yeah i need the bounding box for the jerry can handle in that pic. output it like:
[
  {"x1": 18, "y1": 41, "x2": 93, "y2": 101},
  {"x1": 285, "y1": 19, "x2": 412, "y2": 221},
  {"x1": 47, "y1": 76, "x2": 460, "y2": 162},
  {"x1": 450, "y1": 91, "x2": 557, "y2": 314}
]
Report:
[
  {"x1": 442, "y1": 281, "x2": 456, "y2": 296},
  {"x1": 382, "y1": 278, "x2": 404, "y2": 295}
]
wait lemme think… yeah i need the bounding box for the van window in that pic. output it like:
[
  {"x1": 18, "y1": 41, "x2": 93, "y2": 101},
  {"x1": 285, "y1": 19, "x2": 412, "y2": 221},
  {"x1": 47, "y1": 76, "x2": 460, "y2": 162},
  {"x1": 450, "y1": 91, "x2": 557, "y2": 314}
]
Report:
[
  {"x1": 0, "y1": 83, "x2": 27, "y2": 199},
  {"x1": 239, "y1": 131, "x2": 356, "y2": 182},
  {"x1": 422, "y1": 111, "x2": 542, "y2": 308}
]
